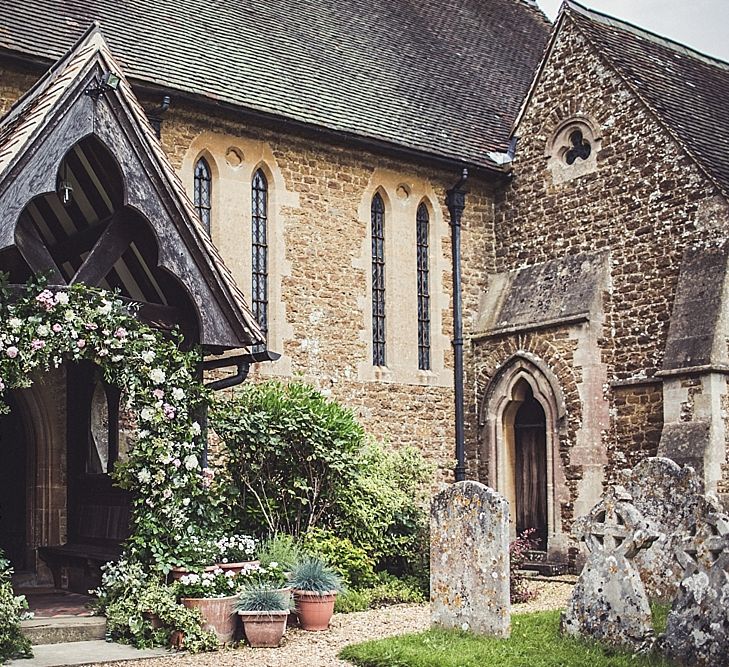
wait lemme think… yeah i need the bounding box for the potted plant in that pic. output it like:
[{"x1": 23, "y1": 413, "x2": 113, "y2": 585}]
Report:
[
  {"x1": 235, "y1": 584, "x2": 292, "y2": 648},
  {"x1": 288, "y1": 557, "x2": 343, "y2": 631},
  {"x1": 216, "y1": 534, "x2": 259, "y2": 575},
  {"x1": 174, "y1": 568, "x2": 242, "y2": 643}
]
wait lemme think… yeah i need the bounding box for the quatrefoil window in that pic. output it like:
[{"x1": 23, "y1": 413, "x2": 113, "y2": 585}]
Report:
[{"x1": 564, "y1": 130, "x2": 592, "y2": 165}]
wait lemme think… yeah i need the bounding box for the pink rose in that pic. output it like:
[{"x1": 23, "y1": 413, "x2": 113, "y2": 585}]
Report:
[
  {"x1": 153, "y1": 389, "x2": 164, "y2": 400},
  {"x1": 31, "y1": 339, "x2": 45, "y2": 351},
  {"x1": 114, "y1": 327, "x2": 128, "y2": 339},
  {"x1": 6, "y1": 346, "x2": 18, "y2": 358},
  {"x1": 76, "y1": 339, "x2": 86, "y2": 349},
  {"x1": 52, "y1": 323, "x2": 62, "y2": 333}
]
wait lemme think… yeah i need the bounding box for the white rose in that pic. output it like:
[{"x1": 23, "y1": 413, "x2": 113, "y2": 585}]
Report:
[
  {"x1": 141, "y1": 350, "x2": 155, "y2": 363},
  {"x1": 54, "y1": 292, "x2": 69, "y2": 305},
  {"x1": 149, "y1": 368, "x2": 166, "y2": 384},
  {"x1": 140, "y1": 407, "x2": 155, "y2": 422},
  {"x1": 190, "y1": 422, "x2": 202, "y2": 436},
  {"x1": 184, "y1": 454, "x2": 199, "y2": 471},
  {"x1": 8, "y1": 318, "x2": 22, "y2": 331},
  {"x1": 172, "y1": 387, "x2": 184, "y2": 401},
  {"x1": 138, "y1": 469, "x2": 151, "y2": 484},
  {"x1": 97, "y1": 300, "x2": 112, "y2": 315}
]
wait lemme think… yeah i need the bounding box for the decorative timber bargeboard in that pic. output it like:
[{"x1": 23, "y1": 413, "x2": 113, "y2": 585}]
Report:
[{"x1": 0, "y1": 24, "x2": 264, "y2": 351}]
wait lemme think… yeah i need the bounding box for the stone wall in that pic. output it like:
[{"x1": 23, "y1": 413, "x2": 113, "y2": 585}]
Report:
[
  {"x1": 156, "y1": 102, "x2": 501, "y2": 477},
  {"x1": 471, "y1": 17, "x2": 729, "y2": 557}
]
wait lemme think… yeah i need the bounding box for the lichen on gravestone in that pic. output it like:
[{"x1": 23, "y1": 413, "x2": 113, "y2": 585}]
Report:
[
  {"x1": 658, "y1": 494, "x2": 729, "y2": 667},
  {"x1": 561, "y1": 485, "x2": 659, "y2": 651},
  {"x1": 430, "y1": 480, "x2": 510, "y2": 637},
  {"x1": 618, "y1": 457, "x2": 701, "y2": 602}
]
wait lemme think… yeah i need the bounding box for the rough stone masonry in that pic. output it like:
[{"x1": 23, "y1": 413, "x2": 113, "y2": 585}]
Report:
[{"x1": 430, "y1": 481, "x2": 510, "y2": 637}]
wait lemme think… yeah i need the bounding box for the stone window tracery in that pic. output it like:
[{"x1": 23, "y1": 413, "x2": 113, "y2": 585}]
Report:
[
  {"x1": 193, "y1": 157, "x2": 212, "y2": 232},
  {"x1": 546, "y1": 117, "x2": 601, "y2": 184}
]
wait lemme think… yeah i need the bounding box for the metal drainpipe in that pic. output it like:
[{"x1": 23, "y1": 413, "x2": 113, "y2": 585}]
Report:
[{"x1": 446, "y1": 168, "x2": 468, "y2": 482}]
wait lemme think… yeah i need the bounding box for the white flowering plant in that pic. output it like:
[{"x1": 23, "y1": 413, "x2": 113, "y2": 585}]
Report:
[
  {"x1": 0, "y1": 276, "x2": 224, "y2": 574},
  {"x1": 216, "y1": 534, "x2": 257, "y2": 563},
  {"x1": 174, "y1": 568, "x2": 244, "y2": 599}
]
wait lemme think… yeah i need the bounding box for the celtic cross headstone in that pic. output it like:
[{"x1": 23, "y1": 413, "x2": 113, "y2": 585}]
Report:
[
  {"x1": 660, "y1": 494, "x2": 729, "y2": 667},
  {"x1": 561, "y1": 485, "x2": 659, "y2": 650}
]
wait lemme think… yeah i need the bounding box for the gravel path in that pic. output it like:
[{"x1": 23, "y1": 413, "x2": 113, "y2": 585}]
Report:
[{"x1": 90, "y1": 580, "x2": 573, "y2": 667}]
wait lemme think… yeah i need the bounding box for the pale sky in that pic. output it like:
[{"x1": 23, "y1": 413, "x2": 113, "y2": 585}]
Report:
[{"x1": 536, "y1": 0, "x2": 729, "y2": 62}]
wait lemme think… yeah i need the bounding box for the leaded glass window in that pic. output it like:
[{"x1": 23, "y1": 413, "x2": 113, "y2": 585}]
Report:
[
  {"x1": 371, "y1": 193, "x2": 386, "y2": 366},
  {"x1": 416, "y1": 203, "x2": 431, "y2": 371},
  {"x1": 252, "y1": 169, "x2": 268, "y2": 348},
  {"x1": 193, "y1": 157, "x2": 212, "y2": 232}
]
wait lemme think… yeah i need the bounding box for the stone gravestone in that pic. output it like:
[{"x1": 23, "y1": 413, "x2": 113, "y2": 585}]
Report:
[
  {"x1": 660, "y1": 494, "x2": 729, "y2": 667},
  {"x1": 430, "y1": 481, "x2": 510, "y2": 637},
  {"x1": 561, "y1": 485, "x2": 659, "y2": 651},
  {"x1": 619, "y1": 457, "x2": 701, "y2": 601}
]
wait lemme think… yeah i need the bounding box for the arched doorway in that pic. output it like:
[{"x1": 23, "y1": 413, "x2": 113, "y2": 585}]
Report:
[
  {"x1": 0, "y1": 396, "x2": 28, "y2": 571},
  {"x1": 512, "y1": 382, "x2": 548, "y2": 550}
]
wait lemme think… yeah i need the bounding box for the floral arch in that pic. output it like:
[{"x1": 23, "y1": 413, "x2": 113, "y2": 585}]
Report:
[{"x1": 0, "y1": 278, "x2": 215, "y2": 573}]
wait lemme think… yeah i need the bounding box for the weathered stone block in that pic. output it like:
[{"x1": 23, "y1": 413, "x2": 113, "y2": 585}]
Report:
[{"x1": 430, "y1": 481, "x2": 510, "y2": 637}]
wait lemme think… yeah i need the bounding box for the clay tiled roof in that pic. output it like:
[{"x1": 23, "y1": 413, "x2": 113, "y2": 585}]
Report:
[
  {"x1": 0, "y1": 0, "x2": 550, "y2": 168},
  {"x1": 0, "y1": 25, "x2": 264, "y2": 346},
  {"x1": 565, "y1": 1, "x2": 729, "y2": 195}
]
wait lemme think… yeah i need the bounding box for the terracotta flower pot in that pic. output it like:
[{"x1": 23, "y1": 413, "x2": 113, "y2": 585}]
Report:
[
  {"x1": 238, "y1": 610, "x2": 288, "y2": 647},
  {"x1": 293, "y1": 590, "x2": 337, "y2": 631},
  {"x1": 142, "y1": 611, "x2": 163, "y2": 630},
  {"x1": 170, "y1": 564, "x2": 218, "y2": 581},
  {"x1": 181, "y1": 595, "x2": 238, "y2": 643},
  {"x1": 217, "y1": 560, "x2": 260, "y2": 576}
]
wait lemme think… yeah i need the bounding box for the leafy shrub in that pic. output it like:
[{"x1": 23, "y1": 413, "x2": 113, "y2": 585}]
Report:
[
  {"x1": 334, "y1": 574, "x2": 425, "y2": 614},
  {"x1": 256, "y1": 533, "x2": 303, "y2": 572},
  {"x1": 0, "y1": 550, "x2": 32, "y2": 662},
  {"x1": 337, "y1": 443, "x2": 431, "y2": 584},
  {"x1": 105, "y1": 583, "x2": 218, "y2": 652},
  {"x1": 510, "y1": 529, "x2": 538, "y2": 604},
  {"x1": 302, "y1": 529, "x2": 377, "y2": 589},
  {"x1": 211, "y1": 381, "x2": 433, "y2": 586},
  {"x1": 288, "y1": 557, "x2": 343, "y2": 594},
  {"x1": 211, "y1": 381, "x2": 364, "y2": 536}
]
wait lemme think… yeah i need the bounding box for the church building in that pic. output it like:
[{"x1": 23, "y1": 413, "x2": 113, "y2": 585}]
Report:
[{"x1": 0, "y1": 0, "x2": 727, "y2": 579}]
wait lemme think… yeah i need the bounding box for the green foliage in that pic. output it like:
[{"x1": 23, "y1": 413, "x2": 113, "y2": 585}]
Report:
[
  {"x1": 336, "y1": 443, "x2": 431, "y2": 581},
  {"x1": 651, "y1": 602, "x2": 670, "y2": 635},
  {"x1": 302, "y1": 529, "x2": 377, "y2": 589},
  {"x1": 0, "y1": 551, "x2": 32, "y2": 663},
  {"x1": 235, "y1": 584, "x2": 292, "y2": 612},
  {"x1": 288, "y1": 557, "x2": 343, "y2": 594},
  {"x1": 256, "y1": 533, "x2": 304, "y2": 571},
  {"x1": 339, "y1": 610, "x2": 677, "y2": 667},
  {"x1": 334, "y1": 574, "x2": 425, "y2": 614},
  {"x1": 211, "y1": 381, "x2": 365, "y2": 537},
  {"x1": 105, "y1": 583, "x2": 218, "y2": 653}
]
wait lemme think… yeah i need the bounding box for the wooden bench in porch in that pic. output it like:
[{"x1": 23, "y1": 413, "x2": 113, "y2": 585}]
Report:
[{"x1": 38, "y1": 502, "x2": 129, "y2": 594}]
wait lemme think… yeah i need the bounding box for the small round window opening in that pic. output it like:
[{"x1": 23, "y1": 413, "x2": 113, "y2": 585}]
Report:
[{"x1": 564, "y1": 129, "x2": 591, "y2": 165}]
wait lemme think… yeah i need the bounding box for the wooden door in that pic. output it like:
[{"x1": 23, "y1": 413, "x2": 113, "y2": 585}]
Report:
[{"x1": 514, "y1": 396, "x2": 548, "y2": 550}]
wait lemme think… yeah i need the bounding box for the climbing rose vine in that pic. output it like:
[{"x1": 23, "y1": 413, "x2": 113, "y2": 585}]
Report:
[{"x1": 0, "y1": 277, "x2": 219, "y2": 573}]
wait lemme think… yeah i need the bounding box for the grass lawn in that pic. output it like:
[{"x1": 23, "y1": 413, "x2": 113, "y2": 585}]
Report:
[{"x1": 339, "y1": 610, "x2": 675, "y2": 667}]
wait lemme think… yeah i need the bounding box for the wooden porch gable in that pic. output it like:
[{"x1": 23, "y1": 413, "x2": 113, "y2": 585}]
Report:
[{"x1": 0, "y1": 24, "x2": 264, "y2": 350}]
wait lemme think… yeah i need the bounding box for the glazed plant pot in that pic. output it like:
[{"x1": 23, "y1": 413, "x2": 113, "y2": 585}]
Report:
[
  {"x1": 238, "y1": 610, "x2": 288, "y2": 647},
  {"x1": 181, "y1": 595, "x2": 238, "y2": 643},
  {"x1": 293, "y1": 590, "x2": 337, "y2": 631}
]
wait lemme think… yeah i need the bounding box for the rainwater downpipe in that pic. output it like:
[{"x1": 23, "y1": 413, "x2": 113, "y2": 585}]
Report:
[{"x1": 446, "y1": 168, "x2": 468, "y2": 482}]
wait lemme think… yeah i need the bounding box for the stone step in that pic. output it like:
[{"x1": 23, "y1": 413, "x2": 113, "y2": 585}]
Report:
[
  {"x1": 520, "y1": 551, "x2": 568, "y2": 576},
  {"x1": 6, "y1": 640, "x2": 171, "y2": 667},
  {"x1": 21, "y1": 616, "x2": 107, "y2": 645}
]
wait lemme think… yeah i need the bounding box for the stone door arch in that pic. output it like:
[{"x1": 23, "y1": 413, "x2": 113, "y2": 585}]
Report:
[{"x1": 479, "y1": 354, "x2": 566, "y2": 553}]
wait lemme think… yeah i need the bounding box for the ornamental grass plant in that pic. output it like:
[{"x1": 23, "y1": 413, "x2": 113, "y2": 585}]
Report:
[
  {"x1": 288, "y1": 557, "x2": 343, "y2": 594},
  {"x1": 235, "y1": 584, "x2": 292, "y2": 613}
]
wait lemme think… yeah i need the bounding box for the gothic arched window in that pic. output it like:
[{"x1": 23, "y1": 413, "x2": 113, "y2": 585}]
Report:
[
  {"x1": 252, "y1": 169, "x2": 269, "y2": 347},
  {"x1": 416, "y1": 203, "x2": 431, "y2": 371},
  {"x1": 371, "y1": 193, "x2": 386, "y2": 366},
  {"x1": 193, "y1": 157, "x2": 212, "y2": 233}
]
